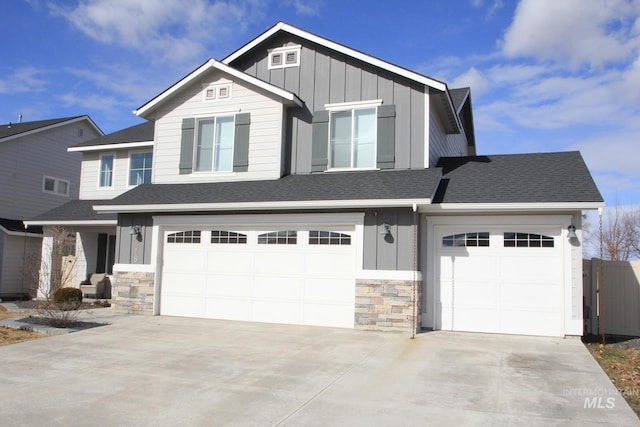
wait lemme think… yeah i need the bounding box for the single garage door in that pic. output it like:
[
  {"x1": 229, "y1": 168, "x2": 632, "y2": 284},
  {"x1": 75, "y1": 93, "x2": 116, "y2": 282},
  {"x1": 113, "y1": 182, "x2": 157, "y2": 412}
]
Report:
[
  {"x1": 160, "y1": 226, "x2": 356, "y2": 328},
  {"x1": 437, "y1": 227, "x2": 563, "y2": 336}
]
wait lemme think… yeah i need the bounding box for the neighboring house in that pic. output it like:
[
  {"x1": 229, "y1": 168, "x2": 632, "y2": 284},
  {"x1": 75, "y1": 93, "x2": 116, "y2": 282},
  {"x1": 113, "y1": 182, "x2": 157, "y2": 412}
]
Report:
[
  {"x1": 0, "y1": 116, "x2": 102, "y2": 297},
  {"x1": 28, "y1": 23, "x2": 603, "y2": 337}
]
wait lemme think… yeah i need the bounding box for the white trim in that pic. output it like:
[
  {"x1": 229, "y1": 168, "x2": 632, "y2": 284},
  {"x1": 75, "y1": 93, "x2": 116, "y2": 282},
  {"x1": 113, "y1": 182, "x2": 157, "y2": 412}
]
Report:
[
  {"x1": 424, "y1": 90, "x2": 430, "y2": 168},
  {"x1": 325, "y1": 99, "x2": 383, "y2": 111},
  {"x1": 192, "y1": 108, "x2": 241, "y2": 118},
  {"x1": 42, "y1": 175, "x2": 70, "y2": 197},
  {"x1": 422, "y1": 202, "x2": 605, "y2": 212},
  {"x1": 153, "y1": 212, "x2": 364, "y2": 227},
  {"x1": 134, "y1": 59, "x2": 302, "y2": 117},
  {"x1": 112, "y1": 263, "x2": 155, "y2": 273},
  {"x1": 202, "y1": 82, "x2": 232, "y2": 102},
  {"x1": 222, "y1": 22, "x2": 447, "y2": 92},
  {"x1": 98, "y1": 152, "x2": 116, "y2": 189},
  {"x1": 23, "y1": 220, "x2": 117, "y2": 226},
  {"x1": 0, "y1": 224, "x2": 42, "y2": 237},
  {"x1": 0, "y1": 116, "x2": 103, "y2": 144},
  {"x1": 68, "y1": 141, "x2": 154, "y2": 152},
  {"x1": 268, "y1": 45, "x2": 301, "y2": 70},
  {"x1": 94, "y1": 198, "x2": 433, "y2": 213},
  {"x1": 127, "y1": 150, "x2": 154, "y2": 188},
  {"x1": 357, "y1": 270, "x2": 422, "y2": 281}
]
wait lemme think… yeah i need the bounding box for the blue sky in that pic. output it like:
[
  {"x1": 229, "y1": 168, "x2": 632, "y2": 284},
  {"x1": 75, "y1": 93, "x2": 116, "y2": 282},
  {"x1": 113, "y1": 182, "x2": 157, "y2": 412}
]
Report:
[{"x1": 1, "y1": 0, "x2": 639, "y2": 208}]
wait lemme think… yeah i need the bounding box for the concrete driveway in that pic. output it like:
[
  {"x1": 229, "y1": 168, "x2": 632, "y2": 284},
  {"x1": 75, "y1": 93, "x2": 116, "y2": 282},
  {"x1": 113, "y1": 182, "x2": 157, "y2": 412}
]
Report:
[{"x1": 0, "y1": 311, "x2": 637, "y2": 426}]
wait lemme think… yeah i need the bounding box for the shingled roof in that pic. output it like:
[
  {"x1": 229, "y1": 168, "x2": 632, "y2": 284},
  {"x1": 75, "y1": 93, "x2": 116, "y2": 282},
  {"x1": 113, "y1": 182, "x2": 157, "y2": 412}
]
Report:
[
  {"x1": 70, "y1": 121, "x2": 154, "y2": 148},
  {"x1": 26, "y1": 200, "x2": 117, "y2": 224},
  {"x1": 433, "y1": 151, "x2": 603, "y2": 204},
  {"x1": 0, "y1": 116, "x2": 101, "y2": 141}
]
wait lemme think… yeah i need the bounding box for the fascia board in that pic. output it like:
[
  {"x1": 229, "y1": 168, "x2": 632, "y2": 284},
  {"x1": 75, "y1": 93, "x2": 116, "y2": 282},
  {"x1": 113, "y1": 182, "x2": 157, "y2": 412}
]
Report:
[
  {"x1": 135, "y1": 59, "x2": 302, "y2": 117},
  {"x1": 93, "y1": 198, "x2": 433, "y2": 213},
  {"x1": 423, "y1": 202, "x2": 606, "y2": 213},
  {"x1": 68, "y1": 141, "x2": 154, "y2": 152},
  {"x1": 222, "y1": 22, "x2": 447, "y2": 92},
  {"x1": 0, "y1": 225, "x2": 42, "y2": 237},
  {"x1": 23, "y1": 220, "x2": 118, "y2": 226},
  {"x1": 0, "y1": 116, "x2": 104, "y2": 144}
]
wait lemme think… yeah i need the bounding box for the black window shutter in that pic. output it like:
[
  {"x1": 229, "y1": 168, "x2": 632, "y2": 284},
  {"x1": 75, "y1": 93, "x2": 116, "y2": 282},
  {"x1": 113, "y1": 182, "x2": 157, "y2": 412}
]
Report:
[
  {"x1": 311, "y1": 110, "x2": 329, "y2": 172},
  {"x1": 377, "y1": 104, "x2": 395, "y2": 169},
  {"x1": 179, "y1": 118, "x2": 195, "y2": 174},
  {"x1": 233, "y1": 113, "x2": 251, "y2": 172},
  {"x1": 96, "y1": 233, "x2": 107, "y2": 274}
]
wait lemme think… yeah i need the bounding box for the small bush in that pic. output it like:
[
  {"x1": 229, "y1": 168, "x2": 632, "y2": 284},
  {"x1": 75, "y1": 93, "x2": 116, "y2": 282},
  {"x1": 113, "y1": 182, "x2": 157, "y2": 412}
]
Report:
[{"x1": 53, "y1": 287, "x2": 83, "y2": 304}]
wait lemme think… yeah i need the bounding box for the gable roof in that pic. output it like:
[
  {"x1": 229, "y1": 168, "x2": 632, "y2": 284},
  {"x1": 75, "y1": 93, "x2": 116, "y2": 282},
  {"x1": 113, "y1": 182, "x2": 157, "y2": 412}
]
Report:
[
  {"x1": 223, "y1": 22, "x2": 447, "y2": 92},
  {"x1": 432, "y1": 152, "x2": 604, "y2": 207},
  {"x1": 0, "y1": 217, "x2": 42, "y2": 235},
  {"x1": 68, "y1": 121, "x2": 154, "y2": 152},
  {"x1": 449, "y1": 88, "x2": 470, "y2": 114},
  {"x1": 135, "y1": 59, "x2": 303, "y2": 118},
  {"x1": 0, "y1": 116, "x2": 103, "y2": 143},
  {"x1": 92, "y1": 169, "x2": 443, "y2": 213}
]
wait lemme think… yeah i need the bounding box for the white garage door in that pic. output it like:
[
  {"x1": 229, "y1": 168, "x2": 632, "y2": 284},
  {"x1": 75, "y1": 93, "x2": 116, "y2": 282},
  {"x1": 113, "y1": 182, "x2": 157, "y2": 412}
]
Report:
[
  {"x1": 160, "y1": 226, "x2": 356, "y2": 328},
  {"x1": 437, "y1": 227, "x2": 563, "y2": 336}
]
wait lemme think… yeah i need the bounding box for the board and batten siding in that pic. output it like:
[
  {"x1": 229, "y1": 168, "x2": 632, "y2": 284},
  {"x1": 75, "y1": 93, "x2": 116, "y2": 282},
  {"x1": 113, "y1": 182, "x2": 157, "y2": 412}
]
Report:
[
  {"x1": 232, "y1": 35, "x2": 428, "y2": 173},
  {"x1": 0, "y1": 122, "x2": 99, "y2": 219},
  {"x1": 362, "y1": 208, "x2": 417, "y2": 271},
  {"x1": 428, "y1": 95, "x2": 468, "y2": 167},
  {"x1": 115, "y1": 214, "x2": 153, "y2": 265},
  {"x1": 150, "y1": 70, "x2": 286, "y2": 184}
]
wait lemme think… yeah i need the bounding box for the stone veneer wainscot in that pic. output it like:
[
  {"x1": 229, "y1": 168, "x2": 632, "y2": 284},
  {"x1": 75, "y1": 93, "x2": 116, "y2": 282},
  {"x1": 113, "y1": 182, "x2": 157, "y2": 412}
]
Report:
[
  {"x1": 111, "y1": 271, "x2": 155, "y2": 314},
  {"x1": 355, "y1": 279, "x2": 421, "y2": 332}
]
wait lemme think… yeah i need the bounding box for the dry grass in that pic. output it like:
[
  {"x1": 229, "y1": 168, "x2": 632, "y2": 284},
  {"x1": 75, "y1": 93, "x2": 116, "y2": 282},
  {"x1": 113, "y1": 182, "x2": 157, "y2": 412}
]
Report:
[
  {"x1": 587, "y1": 342, "x2": 640, "y2": 418},
  {"x1": 0, "y1": 305, "x2": 46, "y2": 346}
]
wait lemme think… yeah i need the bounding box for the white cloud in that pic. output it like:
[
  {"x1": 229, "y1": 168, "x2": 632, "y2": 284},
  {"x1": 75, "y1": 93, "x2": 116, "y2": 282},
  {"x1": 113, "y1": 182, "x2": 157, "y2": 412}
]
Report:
[
  {"x1": 501, "y1": 0, "x2": 640, "y2": 69},
  {"x1": 49, "y1": 0, "x2": 254, "y2": 64},
  {"x1": 0, "y1": 67, "x2": 47, "y2": 94},
  {"x1": 285, "y1": 0, "x2": 320, "y2": 16},
  {"x1": 450, "y1": 67, "x2": 489, "y2": 96}
]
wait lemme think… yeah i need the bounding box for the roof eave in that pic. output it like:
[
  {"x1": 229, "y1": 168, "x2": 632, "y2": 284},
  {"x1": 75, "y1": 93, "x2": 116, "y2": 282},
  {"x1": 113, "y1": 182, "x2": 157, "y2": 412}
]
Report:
[
  {"x1": 0, "y1": 116, "x2": 104, "y2": 144},
  {"x1": 23, "y1": 220, "x2": 118, "y2": 226},
  {"x1": 423, "y1": 201, "x2": 605, "y2": 213},
  {"x1": 68, "y1": 140, "x2": 154, "y2": 152}
]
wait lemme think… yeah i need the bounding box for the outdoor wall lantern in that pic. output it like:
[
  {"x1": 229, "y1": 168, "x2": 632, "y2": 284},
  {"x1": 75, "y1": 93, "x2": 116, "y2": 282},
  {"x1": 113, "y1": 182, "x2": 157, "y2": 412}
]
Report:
[
  {"x1": 567, "y1": 224, "x2": 577, "y2": 239},
  {"x1": 379, "y1": 222, "x2": 391, "y2": 236},
  {"x1": 130, "y1": 224, "x2": 142, "y2": 236}
]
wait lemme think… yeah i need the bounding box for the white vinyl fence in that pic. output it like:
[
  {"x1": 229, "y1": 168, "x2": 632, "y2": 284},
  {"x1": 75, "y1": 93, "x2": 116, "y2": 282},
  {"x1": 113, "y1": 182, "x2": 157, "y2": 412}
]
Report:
[{"x1": 583, "y1": 259, "x2": 640, "y2": 336}]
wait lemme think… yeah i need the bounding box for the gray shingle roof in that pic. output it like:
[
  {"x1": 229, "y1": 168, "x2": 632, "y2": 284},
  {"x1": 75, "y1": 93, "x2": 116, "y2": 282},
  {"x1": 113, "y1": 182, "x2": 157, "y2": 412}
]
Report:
[
  {"x1": 71, "y1": 121, "x2": 154, "y2": 148},
  {"x1": 0, "y1": 218, "x2": 42, "y2": 234},
  {"x1": 0, "y1": 116, "x2": 84, "y2": 140},
  {"x1": 28, "y1": 200, "x2": 117, "y2": 223},
  {"x1": 434, "y1": 151, "x2": 603, "y2": 204},
  {"x1": 97, "y1": 169, "x2": 443, "y2": 208}
]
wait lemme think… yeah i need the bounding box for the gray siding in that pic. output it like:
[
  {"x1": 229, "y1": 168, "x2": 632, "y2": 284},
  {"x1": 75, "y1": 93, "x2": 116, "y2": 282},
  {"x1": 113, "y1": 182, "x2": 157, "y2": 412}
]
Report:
[
  {"x1": 362, "y1": 208, "x2": 419, "y2": 271},
  {"x1": 116, "y1": 214, "x2": 153, "y2": 264},
  {"x1": 428, "y1": 95, "x2": 468, "y2": 166},
  {"x1": 0, "y1": 121, "x2": 101, "y2": 219},
  {"x1": 0, "y1": 233, "x2": 40, "y2": 296},
  {"x1": 232, "y1": 35, "x2": 427, "y2": 173}
]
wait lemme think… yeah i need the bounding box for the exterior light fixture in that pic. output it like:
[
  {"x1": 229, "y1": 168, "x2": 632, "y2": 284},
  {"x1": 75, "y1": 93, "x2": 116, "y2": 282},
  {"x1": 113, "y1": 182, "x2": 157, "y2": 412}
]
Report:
[
  {"x1": 130, "y1": 225, "x2": 142, "y2": 236},
  {"x1": 567, "y1": 225, "x2": 577, "y2": 239},
  {"x1": 380, "y1": 222, "x2": 391, "y2": 236}
]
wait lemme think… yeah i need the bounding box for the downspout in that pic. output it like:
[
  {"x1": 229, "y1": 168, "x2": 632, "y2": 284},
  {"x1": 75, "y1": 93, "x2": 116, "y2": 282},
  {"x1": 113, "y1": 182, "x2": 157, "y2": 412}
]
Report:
[{"x1": 411, "y1": 203, "x2": 418, "y2": 339}]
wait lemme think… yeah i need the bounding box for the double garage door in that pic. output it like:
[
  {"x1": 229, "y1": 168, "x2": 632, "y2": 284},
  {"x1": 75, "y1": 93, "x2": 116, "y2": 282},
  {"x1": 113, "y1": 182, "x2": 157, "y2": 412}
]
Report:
[
  {"x1": 160, "y1": 225, "x2": 356, "y2": 328},
  {"x1": 437, "y1": 227, "x2": 564, "y2": 337}
]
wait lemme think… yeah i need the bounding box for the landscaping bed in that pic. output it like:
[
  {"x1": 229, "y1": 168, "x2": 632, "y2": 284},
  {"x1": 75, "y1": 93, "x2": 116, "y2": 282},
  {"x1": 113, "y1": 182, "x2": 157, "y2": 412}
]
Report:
[{"x1": 0, "y1": 306, "x2": 46, "y2": 346}]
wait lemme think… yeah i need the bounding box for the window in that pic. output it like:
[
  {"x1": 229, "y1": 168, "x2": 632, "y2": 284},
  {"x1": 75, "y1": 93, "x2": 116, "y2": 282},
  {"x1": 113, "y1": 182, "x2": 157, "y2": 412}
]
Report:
[
  {"x1": 202, "y1": 83, "x2": 232, "y2": 102},
  {"x1": 129, "y1": 152, "x2": 153, "y2": 186},
  {"x1": 211, "y1": 230, "x2": 247, "y2": 244},
  {"x1": 442, "y1": 232, "x2": 490, "y2": 247},
  {"x1": 99, "y1": 154, "x2": 114, "y2": 187},
  {"x1": 167, "y1": 231, "x2": 201, "y2": 244},
  {"x1": 258, "y1": 231, "x2": 297, "y2": 245},
  {"x1": 195, "y1": 116, "x2": 234, "y2": 172},
  {"x1": 330, "y1": 107, "x2": 376, "y2": 169},
  {"x1": 268, "y1": 45, "x2": 301, "y2": 69},
  {"x1": 42, "y1": 176, "x2": 70, "y2": 196},
  {"x1": 504, "y1": 232, "x2": 554, "y2": 248},
  {"x1": 309, "y1": 231, "x2": 351, "y2": 245}
]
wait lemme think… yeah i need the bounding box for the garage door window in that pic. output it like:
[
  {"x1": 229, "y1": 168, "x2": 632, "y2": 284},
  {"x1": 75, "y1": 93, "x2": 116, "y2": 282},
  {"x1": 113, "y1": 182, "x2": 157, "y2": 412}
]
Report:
[
  {"x1": 504, "y1": 232, "x2": 554, "y2": 248},
  {"x1": 442, "y1": 232, "x2": 489, "y2": 247},
  {"x1": 211, "y1": 230, "x2": 247, "y2": 244},
  {"x1": 167, "y1": 231, "x2": 201, "y2": 244},
  {"x1": 258, "y1": 231, "x2": 297, "y2": 245},
  {"x1": 309, "y1": 231, "x2": 351, "y2": 245}
]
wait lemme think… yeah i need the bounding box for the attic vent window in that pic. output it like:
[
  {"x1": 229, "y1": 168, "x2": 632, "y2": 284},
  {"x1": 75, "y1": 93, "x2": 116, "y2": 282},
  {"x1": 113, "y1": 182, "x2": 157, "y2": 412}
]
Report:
[
  {"x1": 202, "y1": 82, "x2": 232, "y2": 102},
  {"x1": 268, "y1": 45, "x2": 301, "y2": 70}
]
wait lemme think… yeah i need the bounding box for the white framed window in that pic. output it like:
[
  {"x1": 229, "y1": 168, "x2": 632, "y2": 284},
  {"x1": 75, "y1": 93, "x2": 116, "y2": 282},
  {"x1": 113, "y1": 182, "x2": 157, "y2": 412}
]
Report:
[
  {"x1": 99, "y1": 154, "x2": 114, "y2": 188},
  {"x1": 326, "y1": 101, "x2": 381, "y2": 170},
  {"x1": 268, "y1": 45, "x2": 301, "y2": 70},
  {"x1": 504, "y1": 232, "x2": 554, "y2": 248},
  {"x1": 42, "y1": 176, "x2": 70, "y2": 196},
  {"x1": 442, "y1": 232, "x2": 490, "y2": 247},
  {"x1": 194, "y1": 116, "x2": 235, "y2": 172},
  {"x1": 258, "y1": 230, "x2": 297, "y2": 245},
  {"x1": 202, "y1": 82, "x2": 232, "y2": 102},
  {"x1": 129, "y1": 152, "x2": 153, "y2": 186},
  {"x1": 167, "y1": 231, "x2": 201, "y2": 244},
  {"x1": 309, "y1": 231, "x2": 351, "y2": 246}
]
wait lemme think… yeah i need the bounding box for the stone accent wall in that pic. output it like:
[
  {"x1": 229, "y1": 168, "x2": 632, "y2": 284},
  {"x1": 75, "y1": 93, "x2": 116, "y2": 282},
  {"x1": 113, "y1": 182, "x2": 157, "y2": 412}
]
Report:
[
  {"x1": 355, "y1": 279, "x2": 422, "y2": 332},
  {"x1": 111, "y1": 271, "x2": 155, "y2": 314}
]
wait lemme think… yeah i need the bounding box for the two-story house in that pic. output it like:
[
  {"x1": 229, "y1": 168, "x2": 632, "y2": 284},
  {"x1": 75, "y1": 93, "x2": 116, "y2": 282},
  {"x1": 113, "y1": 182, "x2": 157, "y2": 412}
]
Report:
[
  {"x1": 0, "y1": 116, "x2": 102, "y2": 297},
  {"x1": 28, "y1": 23, "x2": 603, "y2": 337}
]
